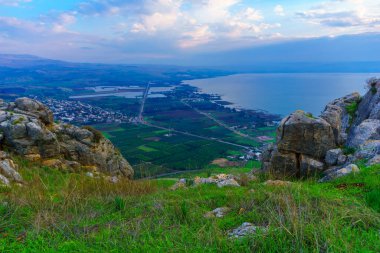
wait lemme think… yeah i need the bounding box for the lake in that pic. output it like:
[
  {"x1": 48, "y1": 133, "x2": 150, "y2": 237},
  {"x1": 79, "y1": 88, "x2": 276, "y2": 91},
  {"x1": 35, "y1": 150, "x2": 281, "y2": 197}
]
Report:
[{"x1": 185, "y1": 73, "x2": 379, "y2": 116}]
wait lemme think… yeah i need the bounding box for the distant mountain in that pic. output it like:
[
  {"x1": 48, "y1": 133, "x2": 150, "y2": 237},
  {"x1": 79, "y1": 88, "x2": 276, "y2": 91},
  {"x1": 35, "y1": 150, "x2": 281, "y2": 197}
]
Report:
[
  {"x1": 0, "y1": 54, "x2": 233, "y2": 87},
  {"x1": 0, "y1": 54, "x2": 65, "y2": 68}
]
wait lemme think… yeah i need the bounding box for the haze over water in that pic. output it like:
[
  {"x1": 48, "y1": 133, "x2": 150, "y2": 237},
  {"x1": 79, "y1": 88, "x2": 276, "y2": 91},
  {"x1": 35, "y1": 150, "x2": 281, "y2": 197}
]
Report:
[{"x1": 186, "y1": 73, "x2": 378, "y2": 116}]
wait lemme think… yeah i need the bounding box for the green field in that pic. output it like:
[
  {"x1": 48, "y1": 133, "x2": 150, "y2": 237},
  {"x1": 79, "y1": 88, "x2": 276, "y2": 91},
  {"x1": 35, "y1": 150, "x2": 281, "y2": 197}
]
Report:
[{"x1": 95, "y1": 123, "x2": 248, "y2": 178}]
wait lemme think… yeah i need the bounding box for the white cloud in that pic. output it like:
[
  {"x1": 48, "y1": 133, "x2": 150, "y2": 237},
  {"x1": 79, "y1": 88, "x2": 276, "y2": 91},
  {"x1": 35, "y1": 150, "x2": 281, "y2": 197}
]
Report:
[
  {"x1": 179, "y1": 25, "x2": 213, "y2": 48},
  {"x1": 274, "y1": 5, "x2": 285, "y2": 16},
  {"x1": 296, "y1": 0, "x2": 380, "y2": 30},
  {"x1": 0, "y1": 0, "x2": 31, "y2": 7},
  {"x1": 52, "y1": 13, "x2": 77, "y2": 33},
  {"x1": 128, "y1": 0, "x2": 277, "y2": 48}
]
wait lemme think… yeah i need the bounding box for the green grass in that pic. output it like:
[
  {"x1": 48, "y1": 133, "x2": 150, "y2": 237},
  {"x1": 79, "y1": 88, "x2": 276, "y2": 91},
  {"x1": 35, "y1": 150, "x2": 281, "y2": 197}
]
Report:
[
  {"x1": 346, "y1": 101, "x2": 359, "y2": 118},
  {"x1": 94, "y1": 123, "x2": 249, "y2": 178},
  {"x1": 138, "y1": 145, "x2": 158, "y2": 152},
  {"x1": 0, "y1": 159, "x2": 379, "y2": 252}
]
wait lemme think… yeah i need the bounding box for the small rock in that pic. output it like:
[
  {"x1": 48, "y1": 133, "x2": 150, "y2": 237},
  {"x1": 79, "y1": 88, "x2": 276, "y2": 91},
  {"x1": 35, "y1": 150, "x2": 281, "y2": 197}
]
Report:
[
  {"x1": 319, "y1": 164, "x2": 360, "y2": 182},
  {"x1": 0, "y1": 159, "x2": 22, "y2": 183},
  {"x1": 24, "y1": 154, "x2": 41, "y2": 162},
  {"x1": 300, "y1": 155, "x2": 325, "y2": 176},
  {"x1": 204, "y1": 207, "x2": 231, "y2": 218},
  {"x1": 170, "y1": 178, "x2": 187, "y2": 190},
  {"x1": 264, "y1": 180, "x2": 292, "y2": 187},
  {"x1": 337, "y1": 154, "x2": 347, "y2": 166},
  {"x1": 367, "y1": 155, "x2": 380, "y2": 166},
  {"x1": 0, "y1": 174, "x2": 10, "y2": 186},
  {"x1": 86, "y1": 172, "x2": 94, "y2": 178},
  {"x1": 194, "y1": 176, "x2": 217, "y2": 185},
  {"x1": 42, "y1": 159, "x2": 64, "y2": 169},
  {"x1": 109, "y1": 176, "x2": 119, "y2": 184},
  {"x1": 325, "y1": 149, "x2": 343, "y2": 166},
  {"x1": 228, "y1": 222, "x2": 267, "y2": 239},
  {"x1": 217, "y1": 179, "x2": 240, "y2": 188}
]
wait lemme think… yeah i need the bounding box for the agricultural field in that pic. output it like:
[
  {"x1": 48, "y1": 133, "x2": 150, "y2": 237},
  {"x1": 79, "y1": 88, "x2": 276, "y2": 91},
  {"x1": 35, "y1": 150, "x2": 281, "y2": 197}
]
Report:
[{"x1": 94, "y1": 123, "x2": 250, "y2": 178}]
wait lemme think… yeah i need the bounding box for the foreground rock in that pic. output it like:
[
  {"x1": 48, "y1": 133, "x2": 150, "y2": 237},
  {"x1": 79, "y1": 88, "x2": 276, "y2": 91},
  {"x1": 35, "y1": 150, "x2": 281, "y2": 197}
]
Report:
[
  {"x1": 204, "y1": 207, "x2": 231, "y2": 218},
  {"x1": 0, "y1": 151, "x2": 23, "y2": 186},
  {"x1": 170, "y1": 178, "x2": 187, "y2": 190},
  {"x1": 262, "y1": 79, "x2": 380, "y2": 181},
  {"x1": 228, "y1": 222, "x2": 268, "y2": 239},
  {"x1": 0, "y1": 98, "x2": 133, "y2": 179},
  {"x1": 195, "y1": 174, "x2": 241, "y2": 188},
  {"x1": 170, "y1": 173, "x2": 255, "y2": 190},
  {"x1": 319, "y1": 164, "x2": 360, "y2": 183}
]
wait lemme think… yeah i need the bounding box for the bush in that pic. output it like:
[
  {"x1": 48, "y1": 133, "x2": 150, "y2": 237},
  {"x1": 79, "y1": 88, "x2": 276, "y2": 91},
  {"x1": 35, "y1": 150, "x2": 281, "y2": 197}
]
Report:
[
  {"x1": 343, "y1": 146, "x2": 356, "y2": 155},
  {"x1": 114, "y1": 196, "x2": 126, "y2": 211},
  {"x1": 346, "y1": 101, "x2": 359, "y2": 124},
  {"x1": 366, "y1": 77, "x2": 379, "y2": 94}
]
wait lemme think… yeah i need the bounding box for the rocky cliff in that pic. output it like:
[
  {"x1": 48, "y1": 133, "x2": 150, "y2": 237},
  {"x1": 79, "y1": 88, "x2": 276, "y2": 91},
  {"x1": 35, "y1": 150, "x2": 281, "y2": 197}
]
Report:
[
  {"x1": 262, "y1": 79, "x2": 380, "y2": 181},
  {"x1": 0, "y1": 97, "x2": 133, "y2": 185}
]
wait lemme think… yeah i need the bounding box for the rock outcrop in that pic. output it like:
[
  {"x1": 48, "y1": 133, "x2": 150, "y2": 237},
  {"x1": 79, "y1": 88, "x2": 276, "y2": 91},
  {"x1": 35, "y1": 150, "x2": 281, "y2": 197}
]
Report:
[
  {"x1": 0, "y1": 97, "x2": 134, "y2": 183},
  {"x1": 262, "y1": 79, "x2": 380, "y2": 180},
  {"x1": 0, "y1": 151, "x2": 23, "y2": 186}
]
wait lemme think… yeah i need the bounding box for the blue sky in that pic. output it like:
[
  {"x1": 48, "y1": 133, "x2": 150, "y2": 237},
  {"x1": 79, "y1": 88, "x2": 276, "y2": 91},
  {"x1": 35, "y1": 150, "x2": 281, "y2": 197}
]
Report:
[{"x1": 0, "y1": 0, "x2": 379, "y2": 64}]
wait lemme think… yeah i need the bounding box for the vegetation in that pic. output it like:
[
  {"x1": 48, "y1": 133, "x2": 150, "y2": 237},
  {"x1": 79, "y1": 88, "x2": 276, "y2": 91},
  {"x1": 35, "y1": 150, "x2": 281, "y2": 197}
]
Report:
[
  {"x1": 345, "y1": 101, "x2": 359, "y2": 119},
  {"x1": 342, "y1": 146, "x2": 356, "y2": 155},
  {"x1": 0, "y1": 158, "x2": 379, "y2": 252},
  {"x1": 305, "y1": 112, "x2": 316, "y2": 119},
  {"x1": 11, "y1": 116, "x2": 25, "y2": 125},
  {"x1": 367, "y1": 77, "x2": 379, "y2": 95},
  {"x1": 94, "y1": 123, "x2": 261, "y2": 178}
]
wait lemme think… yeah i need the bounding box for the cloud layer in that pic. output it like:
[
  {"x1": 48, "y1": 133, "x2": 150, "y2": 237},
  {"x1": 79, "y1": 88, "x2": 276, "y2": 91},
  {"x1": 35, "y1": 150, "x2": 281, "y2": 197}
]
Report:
[{"x1": 0, "y1": 0, "x2": 379, "y2": 63}]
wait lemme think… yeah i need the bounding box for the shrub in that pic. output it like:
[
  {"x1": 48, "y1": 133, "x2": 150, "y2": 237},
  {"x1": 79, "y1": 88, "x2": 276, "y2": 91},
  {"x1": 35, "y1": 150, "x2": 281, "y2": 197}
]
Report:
[
  {"x1": 343, "y1": 146, "x2": 356, "y2": 155},
  {"x1": 345, "y1": 101, "x2": 358, "y2": 118},
  {"x1": 305, "y1": 112, "x2": 315, "y2": 119},
  {"x1": 12, "y1": 116, "x2": 25, "y2": 125},
  {"x1": 237, "y1": 173, "x2": 249, "y2": 186},
  {"x1": 114, "y1": 196, "x2": 126, "y2": 211},
  {"x1": 366, "y1": 77, "x2": 379, "y2": 94}
]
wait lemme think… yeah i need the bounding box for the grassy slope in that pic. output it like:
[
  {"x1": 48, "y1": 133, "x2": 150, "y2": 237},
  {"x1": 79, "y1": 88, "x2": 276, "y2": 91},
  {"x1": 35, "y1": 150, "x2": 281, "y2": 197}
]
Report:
[{"x1": 0, "y1": 159, "x2": 379, "y2": 252}]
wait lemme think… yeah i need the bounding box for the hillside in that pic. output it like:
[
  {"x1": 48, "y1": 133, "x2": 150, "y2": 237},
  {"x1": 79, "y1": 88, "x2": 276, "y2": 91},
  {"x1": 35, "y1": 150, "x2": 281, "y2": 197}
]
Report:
[
  {"x1": 0, "y1": 157, "x2": 379, "y2": 252},
  {"x1": 0, "y1": 84, "x2": 379, "y2": 252}
]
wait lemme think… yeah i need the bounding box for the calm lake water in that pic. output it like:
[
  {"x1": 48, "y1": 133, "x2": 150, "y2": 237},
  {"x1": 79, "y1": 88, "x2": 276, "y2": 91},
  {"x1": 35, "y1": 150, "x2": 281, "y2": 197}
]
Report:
[{"x1": 185, "y1": 73, "x2": 379, "y2": 116}]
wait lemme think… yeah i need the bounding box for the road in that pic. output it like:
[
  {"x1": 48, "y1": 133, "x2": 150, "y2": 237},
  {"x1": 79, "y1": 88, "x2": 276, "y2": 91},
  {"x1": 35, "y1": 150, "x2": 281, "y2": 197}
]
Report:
[
  {"x1": 138, "y1": 82, "x2": 150, "y2": 122},
  {"x1": 142, "y1": 121, "x2": 252, "y2": 150},
  {"x1": 181, "y1": 100, "x2": 257, "y2": 141},
  {"x1": 141, "y1": 168, "x2": 207, "y2": 180}
]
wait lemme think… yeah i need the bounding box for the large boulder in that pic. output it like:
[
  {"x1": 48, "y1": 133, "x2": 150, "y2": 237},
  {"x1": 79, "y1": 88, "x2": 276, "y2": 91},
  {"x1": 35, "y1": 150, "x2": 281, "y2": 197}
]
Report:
[
  {"x1": 0, "y1": 98, "x2": 134, "y2": 179},
  {"x1": 14, "y1": 97, "x2": 54, "y2": 125},
  {"x1": 321, "y1": 92, "x2": 361, "y2": 145},
  {"x1": 261, "y1": 83, "x2": 379, "y2": 179},
  {"x1": 347, "y1": 119, "x2": 380, "y2": 147},
  {"x1": 277, "y1": 110, "x2": 335, "y2": 159}
]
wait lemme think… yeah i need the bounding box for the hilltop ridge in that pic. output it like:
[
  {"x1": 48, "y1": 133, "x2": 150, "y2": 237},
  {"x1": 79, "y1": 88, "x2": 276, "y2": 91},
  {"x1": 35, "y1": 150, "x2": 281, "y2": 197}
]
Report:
[
  {"x1": 0, "y1": 97, "x2": 133, "y2": 185},
  {"x1": 262, "y1": 78, "x2": 380, "y2": 180}
]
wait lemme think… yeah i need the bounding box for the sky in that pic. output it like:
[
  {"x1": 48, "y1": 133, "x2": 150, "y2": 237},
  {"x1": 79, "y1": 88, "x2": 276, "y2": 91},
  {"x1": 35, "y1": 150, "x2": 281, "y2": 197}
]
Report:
[{"x1": 0, "y1": 0, "x2": 379, "y2": 64}]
